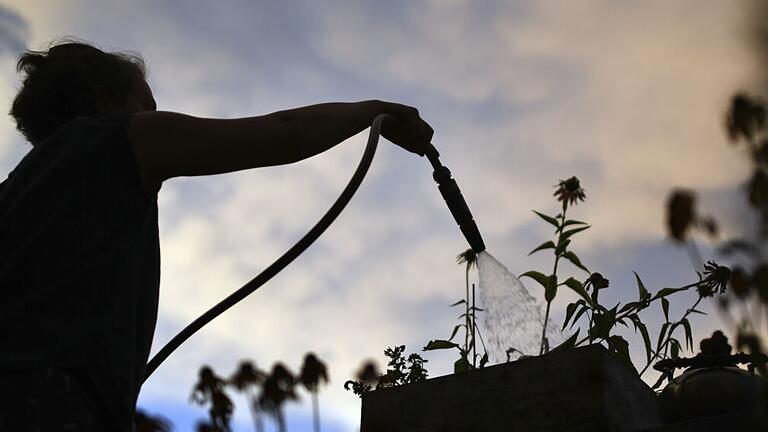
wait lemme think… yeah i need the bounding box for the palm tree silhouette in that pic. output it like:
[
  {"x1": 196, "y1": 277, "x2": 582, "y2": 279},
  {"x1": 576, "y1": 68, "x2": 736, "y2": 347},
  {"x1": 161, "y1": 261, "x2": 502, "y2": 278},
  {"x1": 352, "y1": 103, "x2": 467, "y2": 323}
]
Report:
[{"x1": 299, "y1": 353, "x2": 329, "y2": 432}]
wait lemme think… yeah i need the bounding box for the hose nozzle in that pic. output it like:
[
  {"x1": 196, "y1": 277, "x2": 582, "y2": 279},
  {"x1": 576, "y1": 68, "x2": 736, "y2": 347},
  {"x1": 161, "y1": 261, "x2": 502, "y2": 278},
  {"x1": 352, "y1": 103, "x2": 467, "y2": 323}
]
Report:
[{"x1": 425, "y1": 144, "x2": 486, "y2": 253}]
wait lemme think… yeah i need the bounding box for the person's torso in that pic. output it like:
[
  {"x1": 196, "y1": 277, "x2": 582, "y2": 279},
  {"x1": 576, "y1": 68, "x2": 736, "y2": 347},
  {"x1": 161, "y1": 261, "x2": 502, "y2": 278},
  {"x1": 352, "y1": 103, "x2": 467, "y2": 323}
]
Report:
[{"x1": 0, "y1": 112, "x2": 160, "y2": 424}]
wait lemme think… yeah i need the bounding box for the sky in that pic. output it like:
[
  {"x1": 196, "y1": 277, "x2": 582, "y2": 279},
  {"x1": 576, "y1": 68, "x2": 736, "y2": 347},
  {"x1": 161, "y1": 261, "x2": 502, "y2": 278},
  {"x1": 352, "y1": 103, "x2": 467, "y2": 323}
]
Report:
[{"x1": 0, "y1": 1, "x2": 763, "y2": 431}]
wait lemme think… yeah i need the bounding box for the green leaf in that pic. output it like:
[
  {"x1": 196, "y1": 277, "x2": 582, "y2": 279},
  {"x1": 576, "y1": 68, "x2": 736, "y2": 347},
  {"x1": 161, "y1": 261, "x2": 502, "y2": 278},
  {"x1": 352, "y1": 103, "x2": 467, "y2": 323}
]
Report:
[
  {"x1": 533, "y1": 210, "x2": 560, "y2": 229},
  {"x1": 562, "y1": 219, "x2": 588, "y2": 227},
  {"x1": 656, "y1": 322, "x2": 670, "y2": 352},
  {"x1": 561, "y1": 226, "x2": 590, "y2": 241},
  {"x1": 607, "y1": 335, "x2": 635, "y2": 372},
  {"x1": 633, "y1": 272, "x2": 649, "y2": 301},
  {"x1": 563, "y1": 302, "x2": 580, "y2": 330},
  {"x1": 637, "y1": 320, "x2": 652, "y2": 363},
  {"x1": 661, "y1": 298, "x2": 670, "y2": 322},
  {"x1": 450, "y1": 299, "x2": 466, "y2": 306},
  {"x1": 590, "y1": 312, "x2": 614, "y2": 340},
  {"x1": 479, "y1": 353, "x2": 489, "y2": 368},
  {"x1": 681, "y1": 319, "x2": 693, "y2": 352},
  {"x1": 563, "y1": 277, "x2": 593, "y2": 305},
  {"x1": 423, "y1": 340, "x2": 460, "y2": 351},
  {"x1": 619, "y1": 302, "x2": 639, "y2": 314},
  {"x1": 670, "y1": 338, "x2": 680, "y2": 359},
  {"x1": 544, "y1": 275, "x2": 558, "y2": 302},
  {"x1": 448, "y1": 324, "x2": 465, "y2": 342},
  {"x1": 571, "y1": 304, "x2": 590, "y2": 328},
  {"x1": 555, "y1": 238, "x2": 572, "y2": 255},
  {"x1": 654, "y1": 287, "x2": 688, "y2": 299},
  {"x1": 562, "y1": 251, "x2": 590, "y2": 273},
  {"x1": 454, "y1": 355, "x2": 471, "y2": 373},
  {"x1": 520, "y1": 271, "x2": 550, "y2": 288},
  {"x1": 528, "y1": 240, "x2": 556, "y2": 256},
  {"x1": 689, "y1": 308, "x2": 707, "y2": 316},
  {"x1": 520, "y1": 271, "x2": 557, "y2": 302},
  {"x1": 549, "y1": 329, "x2": 580, "y2": 354}
]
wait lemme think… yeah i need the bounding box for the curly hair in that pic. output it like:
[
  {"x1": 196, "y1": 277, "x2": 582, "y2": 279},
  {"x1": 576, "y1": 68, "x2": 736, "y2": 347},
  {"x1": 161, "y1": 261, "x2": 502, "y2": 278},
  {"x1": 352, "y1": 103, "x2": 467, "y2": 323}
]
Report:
[{"x1": 9, "y1": 39, "x2": 147, "y2": 146}]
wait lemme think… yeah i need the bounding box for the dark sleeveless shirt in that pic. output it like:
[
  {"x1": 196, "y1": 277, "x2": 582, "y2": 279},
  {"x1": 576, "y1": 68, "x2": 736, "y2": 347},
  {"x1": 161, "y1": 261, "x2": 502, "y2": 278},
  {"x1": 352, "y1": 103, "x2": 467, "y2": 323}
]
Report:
[{"x1": 0, "y1": 112, "x2": 160, "y2": 424}]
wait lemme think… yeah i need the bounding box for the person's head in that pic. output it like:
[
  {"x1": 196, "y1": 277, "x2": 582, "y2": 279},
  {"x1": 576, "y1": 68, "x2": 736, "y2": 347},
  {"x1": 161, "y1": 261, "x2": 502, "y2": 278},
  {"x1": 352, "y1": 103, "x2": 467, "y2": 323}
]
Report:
[{"x1": 9, "y1": 39, "x2": 156, "y2": 146}]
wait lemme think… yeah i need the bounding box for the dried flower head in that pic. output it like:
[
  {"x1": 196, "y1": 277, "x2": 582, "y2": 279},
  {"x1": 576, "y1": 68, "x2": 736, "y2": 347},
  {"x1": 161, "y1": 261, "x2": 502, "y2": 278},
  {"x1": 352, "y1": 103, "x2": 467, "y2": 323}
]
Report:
[
  {"x1": 698, "y1": 261, "x2": 731, "y2": 297},
  {"x1": 259, "y1": 363, "x2": 297, "y2": 413},
  {"x1": 666, "y1": 189, "x2": 696, "y2": 242},
  {"x1": 699, "y1": 330, "x2": 732, "y2": 355},
  {"x1": 299, "y1": 352, "x2": 329, "y2": 393},
  {"x1": 554, "y1": 176, "x2": 586, "y2": 206},
  {"x1": 189, "y1": 366, "x2": 233, "y2": 430},
  {"x1": 729, "y1": 267, "x2": 751, "y2": 299},
  {"x1": 726, "y1": 94, "x2": 766, "y2": 142},
  {"x1": 456, "y1": 248, "x2": 478, "y2": 271},
  {"x1": 228, "y1": 361, "x2": 266, "y2": 392},
  {"x1": 191, "y1": 366, "x2": 225, "y2": 405},
  {"x1": 585, "y1": 272, "x2": 609, "y2": 290},
  {"x1": 355, "y1": 361, "x2": 380, "y2": 385}
]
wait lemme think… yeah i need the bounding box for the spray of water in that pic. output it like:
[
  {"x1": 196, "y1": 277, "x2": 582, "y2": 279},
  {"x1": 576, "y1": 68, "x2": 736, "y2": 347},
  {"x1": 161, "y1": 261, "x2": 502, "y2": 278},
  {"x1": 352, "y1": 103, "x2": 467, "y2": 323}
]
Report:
[{"x1": 477, "y1": 251, "x2": 565, "y2": 364}]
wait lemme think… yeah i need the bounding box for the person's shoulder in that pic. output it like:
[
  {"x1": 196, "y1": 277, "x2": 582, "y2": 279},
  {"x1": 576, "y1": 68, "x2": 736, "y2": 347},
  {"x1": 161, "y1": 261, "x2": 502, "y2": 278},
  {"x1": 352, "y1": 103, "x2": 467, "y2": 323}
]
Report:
[{"x1": 62, "y1": 113, "x2": 131, "y2": 137}]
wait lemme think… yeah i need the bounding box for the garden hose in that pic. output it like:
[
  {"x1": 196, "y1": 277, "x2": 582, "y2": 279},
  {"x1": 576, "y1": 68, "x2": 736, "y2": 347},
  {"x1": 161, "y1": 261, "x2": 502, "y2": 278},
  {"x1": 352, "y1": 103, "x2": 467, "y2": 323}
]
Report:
[{"x1": 143, "y1": 113, "x2": 486, "y2": 382}]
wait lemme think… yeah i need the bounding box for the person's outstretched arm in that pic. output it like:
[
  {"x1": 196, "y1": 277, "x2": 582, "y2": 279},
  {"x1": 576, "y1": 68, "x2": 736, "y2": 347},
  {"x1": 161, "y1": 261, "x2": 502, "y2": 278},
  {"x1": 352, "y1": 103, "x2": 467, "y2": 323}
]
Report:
[{"x1": 128, "y1": 100, "x2": 433, "y2": 190}]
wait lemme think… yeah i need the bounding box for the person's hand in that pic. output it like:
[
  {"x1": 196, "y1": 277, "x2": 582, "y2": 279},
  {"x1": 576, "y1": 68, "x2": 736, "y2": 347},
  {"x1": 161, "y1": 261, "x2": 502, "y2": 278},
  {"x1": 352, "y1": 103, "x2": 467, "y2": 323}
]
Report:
[{"x1": 376, "y1": 101, "x2": 434, "y2": 156}]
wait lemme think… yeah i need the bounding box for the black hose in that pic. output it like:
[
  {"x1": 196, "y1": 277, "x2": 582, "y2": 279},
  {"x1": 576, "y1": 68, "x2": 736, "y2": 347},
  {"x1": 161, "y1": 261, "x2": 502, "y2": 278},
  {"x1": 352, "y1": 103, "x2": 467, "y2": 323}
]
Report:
[{"x1": 142, "y1": 113, "x2": 393, "y2": 383}]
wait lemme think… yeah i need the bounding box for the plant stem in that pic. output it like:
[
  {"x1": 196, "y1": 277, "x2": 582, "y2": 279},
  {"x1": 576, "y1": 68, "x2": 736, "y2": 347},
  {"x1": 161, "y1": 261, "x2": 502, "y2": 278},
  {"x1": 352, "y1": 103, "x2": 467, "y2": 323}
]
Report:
[
  {"x1": 540, "y1": 203, "x2": 567, "y2": 355},
  {"x1": 465, "y1": 265, "x2": 470, "y2": 356},
  {"x1": 312, "y1": 391, "x2": 320, "y2": 432},
  {"x1": 540, "y1": 302, "x2": 552, "y2": 355},
  {"x1": 639, "y1": 295, "x2": 703, "y2": 377},
  {"x1": 247, "y1": 390, "x2": 265, "y2": 432},
  {"x1": 472, "y1": 283, "x2": 477, "y2": 367},
  {"x1": 278, "y1": 409, "x2": 286, "y2": 432},
  {"x1": 475, "y1": 313, "x2": 488, "y2": 355}
]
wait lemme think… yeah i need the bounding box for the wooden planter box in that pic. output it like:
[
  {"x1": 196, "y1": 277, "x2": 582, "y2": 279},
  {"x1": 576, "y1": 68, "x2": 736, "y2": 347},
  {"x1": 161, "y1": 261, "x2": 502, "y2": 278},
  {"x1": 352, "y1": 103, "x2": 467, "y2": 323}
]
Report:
[{"x1": 361, "y1": 344, "x2": 661, "y2": 432}]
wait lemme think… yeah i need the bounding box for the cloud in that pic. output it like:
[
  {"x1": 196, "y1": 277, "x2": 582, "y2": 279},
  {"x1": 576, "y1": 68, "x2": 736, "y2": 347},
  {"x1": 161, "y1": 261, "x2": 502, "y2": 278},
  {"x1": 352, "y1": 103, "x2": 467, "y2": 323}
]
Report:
[
  {"x1": 307, "y1": 0, "x2": 757, "y2": 248},
  {"x1": 0, "y1": 1, "x2": 762, "y2": 429},
  {"x1": 0, "y1": 5, "x2": 29, "y2": 57}
]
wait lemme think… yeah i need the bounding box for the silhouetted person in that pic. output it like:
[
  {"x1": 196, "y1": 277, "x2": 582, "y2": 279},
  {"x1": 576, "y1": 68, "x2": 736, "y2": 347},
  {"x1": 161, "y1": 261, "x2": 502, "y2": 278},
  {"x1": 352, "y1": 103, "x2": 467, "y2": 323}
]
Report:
[{"x1": 0, "y1": 40, "x2": 433, "y2": 431}]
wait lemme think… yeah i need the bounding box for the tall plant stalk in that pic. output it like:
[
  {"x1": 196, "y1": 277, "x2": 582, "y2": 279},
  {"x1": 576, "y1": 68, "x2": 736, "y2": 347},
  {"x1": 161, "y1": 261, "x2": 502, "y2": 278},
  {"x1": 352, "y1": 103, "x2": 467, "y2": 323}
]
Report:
[
  {"x1": 465, "y1": 258, "x2": 471, "y2": 356},
  {"x1": 472, "y1": 283, "x2": 477, "y2": 367},
  {"x1": 523, "y1": 176, "x2": 588, "y2": 357},
  {"x1": 299, "y1": 353, "x2": 328, "y2": 432},
  {"x1": 539, "y1": 201, "x2": 568, "y2": 354}
]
